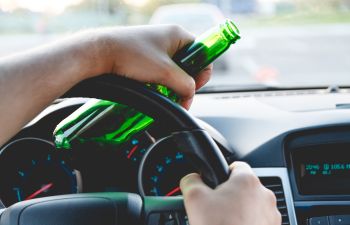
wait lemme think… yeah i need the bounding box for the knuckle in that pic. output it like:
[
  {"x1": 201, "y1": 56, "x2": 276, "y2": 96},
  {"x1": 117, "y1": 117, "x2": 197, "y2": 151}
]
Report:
[
  {"x1": 167, "y1": 24, "x2": 193, "y2": 41},
  {"x1": 185, "y1": 77, "x2": 196, "y2": 94},
  {"x1": 234, "y1": 172, "x2": 260, "y2": 188},
  {"x1": 233, "y1": 161, "x2": 250, "y2": 168},
  {"x1": 168, "y1": 24, "x2": 185, "y2": 35},
  {"x1": 185, "y1": 185, "x2": 208, "y2": 201},
  {"x1": 158, "y1": 63, "x2": 173, "y2": 81},
  {"x1": 273, "y1": 209, "x2": 282, "y2": 225},
  {"x1": 264, "y1": 188, "x2": 277, "y2": 206}
]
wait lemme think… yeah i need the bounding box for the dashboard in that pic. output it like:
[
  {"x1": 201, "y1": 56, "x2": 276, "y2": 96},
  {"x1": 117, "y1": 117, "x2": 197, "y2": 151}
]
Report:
[
  {"x1": 2, "y1": 88, "x2": 350, "y2": 225},
  {"x1": 0, "y1": 98, "x2": 232, "y2": 207}
]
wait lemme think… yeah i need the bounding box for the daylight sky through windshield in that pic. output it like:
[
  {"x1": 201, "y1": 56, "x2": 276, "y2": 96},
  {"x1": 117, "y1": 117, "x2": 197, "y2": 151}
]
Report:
[{"x1": 0, "y1": 0, "x2": 349, "y2": 89}]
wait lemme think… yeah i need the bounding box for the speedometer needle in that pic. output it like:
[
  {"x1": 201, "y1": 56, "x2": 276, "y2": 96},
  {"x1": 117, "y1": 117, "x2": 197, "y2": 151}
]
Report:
[
  {"x1": 25, "y1": 183, "x2": 54, "y2": 200},
  {"x1": 165, "y1": 186, "x2": 181, "y2": 196},
  {"x1": 127, "y1": 145, "x2": 138, "y2": 159}
]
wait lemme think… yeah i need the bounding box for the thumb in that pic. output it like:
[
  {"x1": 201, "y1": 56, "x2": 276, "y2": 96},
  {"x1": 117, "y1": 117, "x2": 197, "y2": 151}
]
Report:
[
  {"x1": 180, "y1": 173, "x2": 211, "y2": 225},
  {"x1": 180, "y1": 173, "x2": 211, "y2": 200}
]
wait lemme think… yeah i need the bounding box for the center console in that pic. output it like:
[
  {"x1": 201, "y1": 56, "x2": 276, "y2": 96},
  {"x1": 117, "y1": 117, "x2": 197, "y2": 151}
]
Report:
[
  {"x1": 293, "y1": 143, "x2": 350, "y2": 196},
  {"x1": 285, "y1": 126, "x2": 350, "y2": 225}
]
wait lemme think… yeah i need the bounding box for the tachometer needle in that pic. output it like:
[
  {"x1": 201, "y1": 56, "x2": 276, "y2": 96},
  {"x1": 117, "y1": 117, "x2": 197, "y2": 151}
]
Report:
[
  {"x1": 127, "y1": 145, "x2": 138, "y2": 159},
  {"x1": 165, "y1": 186, "x2": 181, "y2": 196},
  {"x1": 25, "y1": 183, "x2": 54, "y2": 200}
]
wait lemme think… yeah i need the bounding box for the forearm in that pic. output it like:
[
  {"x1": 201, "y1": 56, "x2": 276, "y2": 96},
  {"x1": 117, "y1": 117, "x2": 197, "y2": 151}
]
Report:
[{"x1": 0, "y1": 32, "x2": 105, "y2": 146}]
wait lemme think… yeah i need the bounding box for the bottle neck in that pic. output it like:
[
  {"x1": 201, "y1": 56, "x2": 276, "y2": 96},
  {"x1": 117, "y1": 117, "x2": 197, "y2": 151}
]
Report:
[{"x1": 222, "y1": 20, "x2": 241, "y2": 44}]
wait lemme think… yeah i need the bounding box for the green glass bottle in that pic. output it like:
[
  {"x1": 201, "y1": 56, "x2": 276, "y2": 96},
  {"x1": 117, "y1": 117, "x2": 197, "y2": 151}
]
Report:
[
  {"x1": 53, "y1": 19, "x2": 240, "y2": 149},
  {"x1": 149, "y1": 19, "x2": 240, "y2": 102}
]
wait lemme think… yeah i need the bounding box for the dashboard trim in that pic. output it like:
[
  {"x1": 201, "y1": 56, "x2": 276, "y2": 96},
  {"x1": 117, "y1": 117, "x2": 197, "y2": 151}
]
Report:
[
  {"x1": 253, "y1": 167, "x2": 298, "y2": 225},
  {"x1": 295, "y1": 201, "x2": 350, "y2": 207}
]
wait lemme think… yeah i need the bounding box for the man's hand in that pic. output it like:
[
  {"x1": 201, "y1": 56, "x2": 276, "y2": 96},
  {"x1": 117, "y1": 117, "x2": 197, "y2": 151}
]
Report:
[
  {"x1": 86, "y1": 25, "x2": 212, "y2": 109},
  {"x1": 180, "y1": 162, "x2": 281, "y2": 225},
  {"x1": 0, "y1": 25, "x2": 212, "y2": 146}
]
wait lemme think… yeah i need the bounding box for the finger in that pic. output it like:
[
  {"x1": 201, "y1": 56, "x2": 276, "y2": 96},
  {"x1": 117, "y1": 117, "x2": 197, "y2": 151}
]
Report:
[
  {"x1": 178, "y1": 62, "x2": 212, "y2": 109},
  {"x1": 180, "y1": 97, "x2": 193, "y2": 110},
  {"x1": 171, "y1": 25, "x2": 195, "y2": 54},
  {"x1": 228, "y1": 161, "x2": 261, "y2": 188},
  {"x1": 229, "y1": 161, "x2": 255, "y2": 177},
  {"x1": 169, "y1": 26, "x2": 211, "y2": 91},
  {"x1": 164, "y1": 26, "x2": 207, "y2": 108},
  {"x1": 180, "y1": 173, "x2": 211, "y2": 199},
  {"x1": 194, "y1": 64, "x2": 213, "y2": 90},
  {"x1": 155, "y1": 60, "x2": 195, "y2": 110}
]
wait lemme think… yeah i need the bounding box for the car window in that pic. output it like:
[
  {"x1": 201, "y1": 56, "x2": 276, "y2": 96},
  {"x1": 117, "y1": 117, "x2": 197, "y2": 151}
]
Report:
[{"x1": 0, "y1": 0, "x2": 349, "y2": 91}]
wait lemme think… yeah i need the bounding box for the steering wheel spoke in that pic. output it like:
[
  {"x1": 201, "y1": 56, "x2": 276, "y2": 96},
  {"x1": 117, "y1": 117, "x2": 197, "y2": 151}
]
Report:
[
  {"x1": 0, "y1": 193, "x2": 143, "y2": 225},
  {"x1": 143, "y1": 196, "x2": 187, "y2": 225}
]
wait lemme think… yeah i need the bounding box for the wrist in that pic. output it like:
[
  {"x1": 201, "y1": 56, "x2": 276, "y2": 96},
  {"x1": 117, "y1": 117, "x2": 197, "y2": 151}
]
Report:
[
  {"x1": 78, "y1": 29, "x2": 119, "y2": 79},
  {"x1": 62, "y1": 29, "x2": 115, "y2": 82}
]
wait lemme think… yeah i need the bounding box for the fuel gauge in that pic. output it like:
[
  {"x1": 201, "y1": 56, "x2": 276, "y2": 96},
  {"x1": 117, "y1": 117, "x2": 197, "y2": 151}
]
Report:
[{"x1": 123, "y1": 132, "x2": 154, "y2": 163}]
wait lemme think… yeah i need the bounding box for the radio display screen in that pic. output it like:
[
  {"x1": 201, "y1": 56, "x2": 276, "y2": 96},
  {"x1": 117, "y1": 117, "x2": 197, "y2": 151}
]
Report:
[{"x1": 293, "y1": 143, "x2": 350, "y2": 195}]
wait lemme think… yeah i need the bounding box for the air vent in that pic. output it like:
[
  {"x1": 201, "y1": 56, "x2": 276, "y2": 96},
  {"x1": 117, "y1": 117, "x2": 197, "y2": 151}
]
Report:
[{"x1": 260, "y1": 177, "x2": 290, "y2": 225}]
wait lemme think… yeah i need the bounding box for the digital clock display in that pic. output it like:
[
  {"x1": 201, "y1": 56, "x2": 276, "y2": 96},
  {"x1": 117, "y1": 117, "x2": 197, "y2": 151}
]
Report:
[
  {"x1": 293, "y1": 143, "x2": 350, "y2": 195},
  {"x1": 303, "y1": 163, "x2": 350, "y2": 176}
]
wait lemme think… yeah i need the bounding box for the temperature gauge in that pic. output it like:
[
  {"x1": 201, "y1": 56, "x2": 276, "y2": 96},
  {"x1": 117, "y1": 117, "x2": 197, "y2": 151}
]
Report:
[{"x1": 123, "y1": 132, "x2": 154, "y2": 163}]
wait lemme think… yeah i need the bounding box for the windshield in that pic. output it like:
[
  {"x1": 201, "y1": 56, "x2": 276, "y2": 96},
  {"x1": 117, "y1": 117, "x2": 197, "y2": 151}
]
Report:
[{"x1": 1, "y1": 0, "x2": 349, "y2": 91}]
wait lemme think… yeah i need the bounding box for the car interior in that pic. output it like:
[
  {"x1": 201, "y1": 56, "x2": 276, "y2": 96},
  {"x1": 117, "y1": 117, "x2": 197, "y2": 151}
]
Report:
[{"x1": 0, "y1": 1, "x2": 350, "y2": 225}]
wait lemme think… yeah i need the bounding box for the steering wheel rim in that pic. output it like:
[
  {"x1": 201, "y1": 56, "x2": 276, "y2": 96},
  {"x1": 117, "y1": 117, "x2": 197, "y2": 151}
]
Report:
[
  {"x1": 0, "y1": 74, "x2": 230, "y2": 225},
  {"x1": 63, "y1": 74, "x2": 198, "y2": 131}
]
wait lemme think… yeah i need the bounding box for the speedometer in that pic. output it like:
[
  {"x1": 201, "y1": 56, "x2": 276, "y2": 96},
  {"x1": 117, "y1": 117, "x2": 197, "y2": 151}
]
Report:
[
  {"x1": 138, "y1": 143, "x2": 195, "y2": 196},
  {"x1": 0, "y1": 138, "x2": 81, "y2": 206}
]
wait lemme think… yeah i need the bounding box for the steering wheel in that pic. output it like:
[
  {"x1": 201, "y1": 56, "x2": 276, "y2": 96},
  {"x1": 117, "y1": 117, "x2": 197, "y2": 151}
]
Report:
[{"x1": 0, "y1": 74, "x2": 230, "y2": 225}]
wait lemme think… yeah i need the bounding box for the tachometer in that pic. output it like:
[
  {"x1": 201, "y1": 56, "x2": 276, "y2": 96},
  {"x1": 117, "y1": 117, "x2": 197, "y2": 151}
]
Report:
[
  {"x1": 138, "y1": 143, "x2": 195, "y2": 196},
  {"x1": 0, "y1": 138, "x2": 81, "y2": 206}
]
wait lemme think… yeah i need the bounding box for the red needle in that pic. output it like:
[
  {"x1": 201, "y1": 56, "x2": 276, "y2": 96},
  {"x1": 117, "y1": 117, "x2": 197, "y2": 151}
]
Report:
[
  {"x1": 25, "y1": 183, "x2": 54, "y2": 200},
  {"x1": 165, "y1": 186, "x2": 181, "y2": 196},
  {"x1": 127, "y1": 145, "x2": 138, "y2": 159}
]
